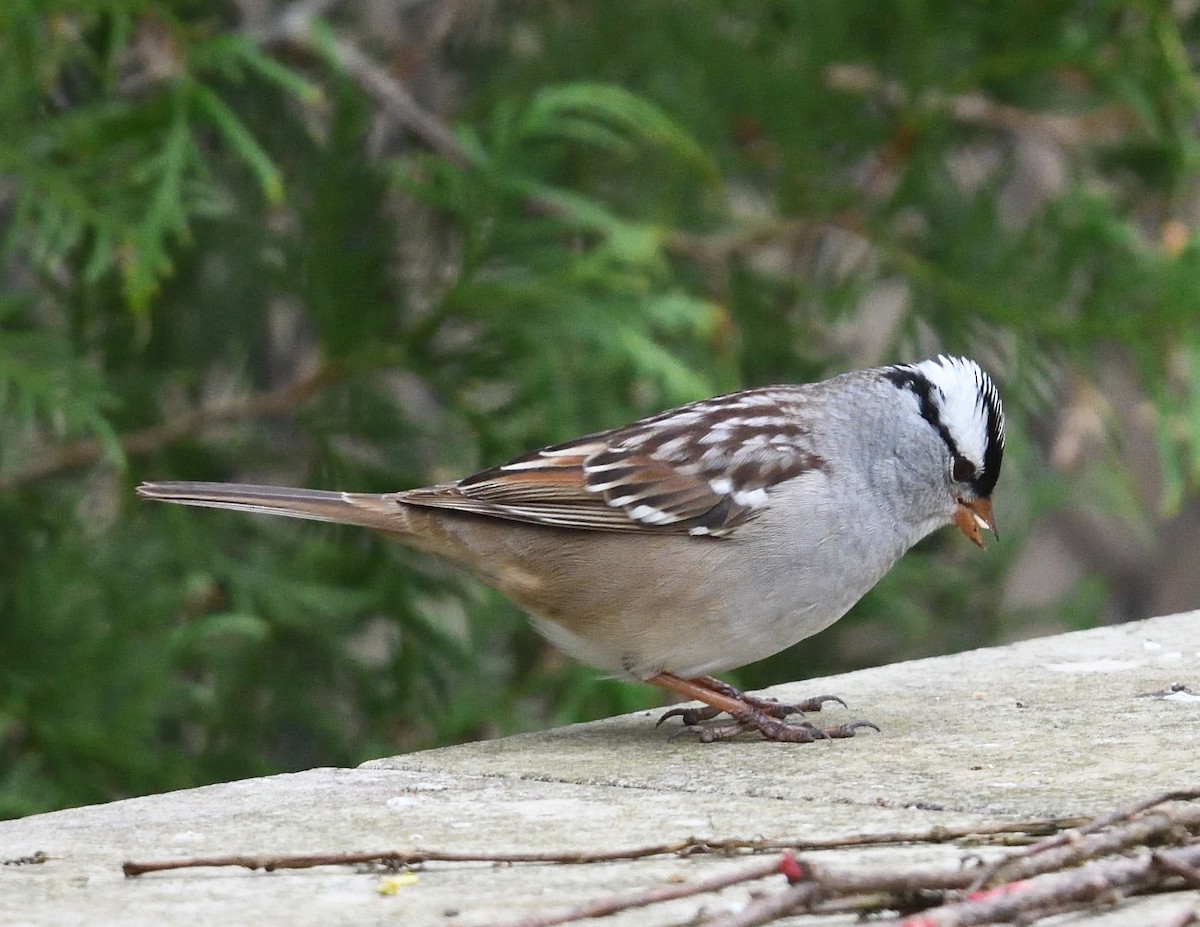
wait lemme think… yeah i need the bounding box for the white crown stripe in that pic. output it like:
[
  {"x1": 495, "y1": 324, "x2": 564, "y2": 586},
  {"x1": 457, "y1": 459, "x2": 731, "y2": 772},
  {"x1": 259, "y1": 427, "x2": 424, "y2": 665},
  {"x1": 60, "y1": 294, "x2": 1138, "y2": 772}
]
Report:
[{"x1": 912, "y1": 355, "x2": 1001, "y2": 471}]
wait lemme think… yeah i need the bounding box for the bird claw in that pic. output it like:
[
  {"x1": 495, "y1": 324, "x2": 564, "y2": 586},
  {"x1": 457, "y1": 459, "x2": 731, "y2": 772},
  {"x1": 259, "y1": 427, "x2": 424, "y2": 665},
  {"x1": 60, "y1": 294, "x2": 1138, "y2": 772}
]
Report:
[
  {"x1": 657, "y1": 692, "x2": 845, "y2": 729},
  {"x1": 832, "y1": 720, "x2": 881, "y2": 737},
  {"x1": 790, "y1": 693, "x2": 848, "y2": 713},
  {"x1": 655, "y1": 675, "x2": 875, "y2": 743},
  {"x1": 690, "y1": 717, "x2": 878, "y2": 744},
  {"x1": 656, "y1": 704, "x2": 721, "y2": 727}
]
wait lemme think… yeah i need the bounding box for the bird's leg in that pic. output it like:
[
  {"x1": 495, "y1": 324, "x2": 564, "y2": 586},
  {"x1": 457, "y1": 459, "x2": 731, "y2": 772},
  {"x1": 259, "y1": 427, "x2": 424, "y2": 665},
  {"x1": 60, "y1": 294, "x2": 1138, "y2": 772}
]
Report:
[
  {"x1": 655, "y1": 675, "x2": 846, "y2": 724},
  {"x1": 700, "y1": 675, "x2": 848, "y2": 716},
  {"x1": 649, "y1": 672, "x2": 878, "y2": 743}
]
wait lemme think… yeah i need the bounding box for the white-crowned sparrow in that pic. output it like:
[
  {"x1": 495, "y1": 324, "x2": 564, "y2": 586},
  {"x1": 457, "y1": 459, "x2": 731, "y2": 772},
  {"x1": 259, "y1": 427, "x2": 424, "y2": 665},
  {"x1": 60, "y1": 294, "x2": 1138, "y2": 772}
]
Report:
[{"x1": 139, "y1": 355, "x2": 1004, "y2": 742}]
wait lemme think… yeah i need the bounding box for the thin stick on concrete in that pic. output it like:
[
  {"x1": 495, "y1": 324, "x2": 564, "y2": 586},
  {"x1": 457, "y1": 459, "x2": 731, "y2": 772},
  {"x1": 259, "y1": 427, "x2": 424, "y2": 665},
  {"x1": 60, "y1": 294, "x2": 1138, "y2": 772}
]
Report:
[
  {"x1": 121, "y1": 791, "x2": 1200, "y2": 927},
  {"x1": 120, "y1": 816, "x2": 1087, "y2": 877}
]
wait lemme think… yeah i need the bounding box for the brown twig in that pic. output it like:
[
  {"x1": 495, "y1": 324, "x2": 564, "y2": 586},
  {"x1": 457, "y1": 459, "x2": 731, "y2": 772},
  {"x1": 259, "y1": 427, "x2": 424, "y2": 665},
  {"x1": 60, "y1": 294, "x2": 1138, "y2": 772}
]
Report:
[
  {"x1": 706, "y1": 824, "x2": 1200, "y2": 927},
  {"x1": 482, "y1": 819, "x2": 1200, "y2": 927},
  {"x1": 824, "y1": 63, "x2": 1139, "y2": 147},
  {"x1": 122, "y1": 842, "x2": 708, "y2": 877},
  {"x1": 321, "y1": 34, "x2": 472, "y2": 168},
  {"x1": 700, "y1": 881, "x2": 822, "y2": 927},
  {"x1": 241, "y1": 0, "x2": 343, "y2": 44},
  {"x1": 661, "y1": 216, "x2": 864, "y2": 268},
  {"x1": 244, "y1": 0, "x2": 472, "y2": 169},
  {"x1": 245, "y1": 1, "x2": 878, "y2": 272},
  {"x1": 493, "y1": 857, "x2": 793, "y2": 927},
  {"x1": 967, "y1": 789, "x2": 1200, "y2": 891},
  {"x1": 1160, "y1": 906, "x2": 1200, "y2": 927},
  {"x1": 122, "y1": 794, "x2": 1200, "y2": 927},
  {"x1": 0, "y1": 364, "x2": 340, "y2": 493},
  {"x1": 1156, "y1": 852, "x2": 1200, "y2": 889},
  {"x1": 896, "y1": 841, "x2": 1200, "y2": 927},
  {"x1": 1022, "y1": 789, "x2": 1200, "y2": 855},
  {"x1": 120, "y1": 817, "x2": 1087, "y2": 878}
]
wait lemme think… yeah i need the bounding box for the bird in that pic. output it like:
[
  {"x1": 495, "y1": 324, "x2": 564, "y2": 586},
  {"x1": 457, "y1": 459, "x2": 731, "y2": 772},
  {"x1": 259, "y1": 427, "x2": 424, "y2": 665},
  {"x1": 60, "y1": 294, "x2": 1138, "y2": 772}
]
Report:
[{"x1": 138, "y1": 355, "x2": 1004, "y2": 743}]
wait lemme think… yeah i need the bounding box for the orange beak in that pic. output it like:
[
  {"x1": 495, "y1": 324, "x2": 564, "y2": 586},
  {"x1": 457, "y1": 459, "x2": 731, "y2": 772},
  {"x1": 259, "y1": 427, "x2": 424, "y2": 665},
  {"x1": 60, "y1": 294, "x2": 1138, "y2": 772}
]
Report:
[{"x1": 954, "y1": 497, "x2": 997, "y2": 549}]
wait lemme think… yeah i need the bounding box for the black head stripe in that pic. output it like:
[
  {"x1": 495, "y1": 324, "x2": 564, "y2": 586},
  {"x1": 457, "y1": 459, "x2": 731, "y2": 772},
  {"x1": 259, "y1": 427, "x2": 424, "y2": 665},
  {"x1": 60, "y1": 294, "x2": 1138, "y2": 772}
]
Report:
[
  {"x1": 883, "y1": 365, "x2": 1004, "y2": 499},
  {"x1": 882, "y1": 367, "x2": 968, "y2": 468},
  {"x1": 975, "y1": 378, "x2": 1004, "y2": 497}
]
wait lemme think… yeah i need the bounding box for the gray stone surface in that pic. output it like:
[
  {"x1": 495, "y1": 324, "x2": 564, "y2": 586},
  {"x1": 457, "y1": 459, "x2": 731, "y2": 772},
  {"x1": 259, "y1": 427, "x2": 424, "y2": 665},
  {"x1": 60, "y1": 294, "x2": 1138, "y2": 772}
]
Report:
[{"x1": 1, "y1": 611, "x2": 1197, "y2": 926}]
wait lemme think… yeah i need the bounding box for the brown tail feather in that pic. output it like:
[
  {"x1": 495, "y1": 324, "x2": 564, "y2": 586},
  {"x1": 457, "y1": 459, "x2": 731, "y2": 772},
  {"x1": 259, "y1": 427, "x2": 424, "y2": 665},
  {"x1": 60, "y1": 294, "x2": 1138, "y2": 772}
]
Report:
[{"x1": 136, "y1": 481, "x2": 411, "y2": 533}]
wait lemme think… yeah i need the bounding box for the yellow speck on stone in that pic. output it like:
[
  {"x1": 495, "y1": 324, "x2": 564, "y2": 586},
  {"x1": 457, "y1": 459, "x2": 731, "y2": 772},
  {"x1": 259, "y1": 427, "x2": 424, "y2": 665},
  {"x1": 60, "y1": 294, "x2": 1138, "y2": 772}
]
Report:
[{"x1": 378, "y1": 871, "x2": 419, "y2": 895}]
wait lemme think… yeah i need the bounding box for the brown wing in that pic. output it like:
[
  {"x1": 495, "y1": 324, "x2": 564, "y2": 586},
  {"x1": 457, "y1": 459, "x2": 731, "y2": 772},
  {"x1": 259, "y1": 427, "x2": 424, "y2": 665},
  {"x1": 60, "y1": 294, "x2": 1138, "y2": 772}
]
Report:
[{"x1": 399, "y1": 387, "x2": 826, "y2": 537}]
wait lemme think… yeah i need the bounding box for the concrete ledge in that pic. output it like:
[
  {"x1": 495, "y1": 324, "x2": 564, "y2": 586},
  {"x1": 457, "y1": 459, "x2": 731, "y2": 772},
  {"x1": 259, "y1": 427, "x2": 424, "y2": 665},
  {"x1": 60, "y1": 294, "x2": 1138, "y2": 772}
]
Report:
[{"x1": 2, "y1": 611, "x2": 1197, "y2": 925}]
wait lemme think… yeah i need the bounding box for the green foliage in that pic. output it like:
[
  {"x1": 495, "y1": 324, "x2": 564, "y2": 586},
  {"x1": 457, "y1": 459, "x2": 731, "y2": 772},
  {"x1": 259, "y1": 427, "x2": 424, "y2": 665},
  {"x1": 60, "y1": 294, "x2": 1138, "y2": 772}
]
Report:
[
  {"x1": 0, "y1": 3, "x2": 316, "y2": 312},
  {"x1": 2, "y1": 2, "x2": 1199, "y2": 816}
]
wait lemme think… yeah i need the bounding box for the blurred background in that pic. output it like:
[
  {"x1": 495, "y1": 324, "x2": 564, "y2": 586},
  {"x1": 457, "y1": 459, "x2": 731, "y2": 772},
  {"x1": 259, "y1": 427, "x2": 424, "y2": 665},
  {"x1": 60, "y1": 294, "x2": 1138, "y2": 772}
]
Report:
[{"x1": 1, "y1": 0, "x2": 1198, "y2": 818}]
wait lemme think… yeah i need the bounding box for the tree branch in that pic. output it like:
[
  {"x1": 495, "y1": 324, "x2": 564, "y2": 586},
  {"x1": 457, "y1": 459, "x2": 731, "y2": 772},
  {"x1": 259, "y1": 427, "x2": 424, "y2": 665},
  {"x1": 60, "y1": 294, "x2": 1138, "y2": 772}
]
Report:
[
  {"x1": 0, "y1": 365, "x2": 340, "y2": 493},
  {"x1": 244, "y1": 0, "x2": 473, "y2": 168}
]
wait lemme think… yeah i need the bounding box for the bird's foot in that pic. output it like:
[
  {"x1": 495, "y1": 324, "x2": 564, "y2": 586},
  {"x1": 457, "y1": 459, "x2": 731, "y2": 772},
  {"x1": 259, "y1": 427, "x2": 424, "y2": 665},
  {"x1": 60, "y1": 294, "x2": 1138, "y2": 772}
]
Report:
[
  {"x1": 687, "y1": 714, "x2": 879, "y2": 744},
  {"x1": 655, "y1": 674, "x2": 845, "y2": 726},
  {"x1": 650, "y1": 673, "x2": 876, "y2": 743}
]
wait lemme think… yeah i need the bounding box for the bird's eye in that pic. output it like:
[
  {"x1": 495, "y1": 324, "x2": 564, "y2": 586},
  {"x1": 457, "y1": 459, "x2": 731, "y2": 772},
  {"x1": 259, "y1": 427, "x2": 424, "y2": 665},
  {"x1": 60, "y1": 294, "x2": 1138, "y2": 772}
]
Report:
[{"x1": 952, "y1": 458, "x2": 976, "y2": 483}]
